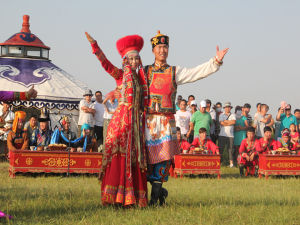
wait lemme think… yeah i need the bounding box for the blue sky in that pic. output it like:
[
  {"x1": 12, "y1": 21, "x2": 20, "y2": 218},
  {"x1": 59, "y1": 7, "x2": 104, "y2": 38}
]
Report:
[{"x1": 1, "y1": 0, "x2": 299, "y2": 115}]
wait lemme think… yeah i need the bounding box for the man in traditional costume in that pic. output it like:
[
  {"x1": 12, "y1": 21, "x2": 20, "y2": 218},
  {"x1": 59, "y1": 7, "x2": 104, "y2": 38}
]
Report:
[
  {"x1": 238, "y1": 127, "x2": 259, "y2": 176},
  {"x1": 190, "y1": 128, "x2": 219, "y2": 155},
  {"x1": 57, "y1": 116, "x2": 77, "y2": 148},
  {"x1": 145, "y1": 31, "x2": 228, "y2": 206},
  {"x1": 30, "y1": 109, "x2": 52, "y2": 150},
  {"x1": 255, "y1": 126, "x2": 280, "y2": 154},
  {"x1": 7, "y1": 111, "x2": 28, "y2": 158}
]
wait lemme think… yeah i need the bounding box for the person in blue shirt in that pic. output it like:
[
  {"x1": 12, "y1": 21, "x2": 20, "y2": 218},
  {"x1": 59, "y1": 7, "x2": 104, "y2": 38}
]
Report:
[{"x1": 276, "y1": 104, "x2": 298, "y2": 138}]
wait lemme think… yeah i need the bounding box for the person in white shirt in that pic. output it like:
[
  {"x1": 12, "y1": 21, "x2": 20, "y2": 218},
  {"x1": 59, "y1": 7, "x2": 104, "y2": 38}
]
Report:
[
  {"x1": 175, "y1": 99, "x2": 191, "y2": 137},
  {"x1": 186, "y1": 95, "x2": 195, "y2": 113},
  {"x1": 218, "y1": 102, "x2": 236, "y2": 167},
  {"x1": 93, "y1": 91, "x2": 105, "y2": 149},
  {"x1": 77, "y1": 89, "x2": 95, "y2": 137},
  {"x1": 102, "y1": 91, "x2": 118, "y2": 147}
]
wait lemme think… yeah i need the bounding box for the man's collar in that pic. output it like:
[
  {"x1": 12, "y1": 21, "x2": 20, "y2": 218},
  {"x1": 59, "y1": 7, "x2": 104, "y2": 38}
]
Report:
[{"x1": 153, "y1": 62, "x2": 169, "y2": 71}]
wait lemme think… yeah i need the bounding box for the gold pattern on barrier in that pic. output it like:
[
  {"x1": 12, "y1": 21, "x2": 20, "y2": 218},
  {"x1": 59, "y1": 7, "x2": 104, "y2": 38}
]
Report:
[
  {"x1": 186, "y1": 161, "x2": 215, "y2": 167},
  {"x1": 85, "y1": 159, "x2": 91, "y2": 167},
  {"x1": 271, "y1": 162, "x2": 300, "y2": 169},
  {"x1": 15, "y1": 158, "x2": 19, "y2": 165},
  {"x1": 41, "y1": 158, "x2": 76, "y2": 167},
  {"x1": 26, "y1": 157, "x2": 33, "y2": 165}
]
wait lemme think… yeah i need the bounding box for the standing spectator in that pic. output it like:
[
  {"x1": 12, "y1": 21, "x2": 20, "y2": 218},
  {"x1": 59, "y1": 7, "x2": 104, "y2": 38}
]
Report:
[
  {"x1": 294, "y1": 109, "x2": 300, "y2": 130},
  {"x1": 186, "y1": 95, "x2": 195, "y2": 112},
  {"x1": 276, "y1": 103, "x2": 298, "y2": 138},
  {"x1": 243, "y1": 103, "x2": 252, "y2": 126},
  {"x1": 253, "y1": 104, "x2": 274, "y2": 139},
  {"x1": 175, "y1": 95, "x2": 183, "y2": 111},
  {"x1": 234, "y1": 106, "x2": 248, "y2": 164},
  {"x1": 206, "y1": 99, "x2": 217, "y2": 142},
  {"x1": 175, "y1": 99, "x2": 191, "y2": 137},
  {"x1": 78, "y1": 89, "x2": 95, "y2": 137},
  {"x1": 103, "y1": 91, "x2": 118, "y2": 145},
  {"x1": 188, "y1": 100, "x2": 212, "y2": 140},
  {"x1": 0, "y1": 102, "x2": 14, "y2": 155},
  {"x1": 219, "y1": 102, "x2": 236, "y2": 167},
  {"x1": 214, "y1": 102, "x2": 223, "y2": 142},
  {"x1": 24, "y1": 115, "x2": 39, "y2": 146},
  {"x1": 254, "y1": 103, "x2": 261, "y2": 121},
  {"x1": 93, "y1": 91, "x2": 105, "y2": 149},
  {"x1": 187, "y1": 100, "x2": 197, "y2": 143}
]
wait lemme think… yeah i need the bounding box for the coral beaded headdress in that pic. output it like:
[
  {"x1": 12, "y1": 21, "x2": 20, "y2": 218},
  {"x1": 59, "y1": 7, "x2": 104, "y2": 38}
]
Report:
[{"x1": 116, "y1": 35, "x2": 144, "y2": 58}]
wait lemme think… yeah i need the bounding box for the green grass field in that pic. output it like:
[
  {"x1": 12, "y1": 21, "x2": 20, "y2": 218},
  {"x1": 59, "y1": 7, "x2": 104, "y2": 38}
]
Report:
[{"x1": 0, "y1": 161, "x2": 299, "y2": 225}]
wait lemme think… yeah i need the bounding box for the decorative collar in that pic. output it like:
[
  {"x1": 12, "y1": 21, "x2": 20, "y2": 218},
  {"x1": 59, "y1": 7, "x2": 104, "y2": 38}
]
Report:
[{"x1": 153, "y1": 62, "x2": 170, "y2": 71}]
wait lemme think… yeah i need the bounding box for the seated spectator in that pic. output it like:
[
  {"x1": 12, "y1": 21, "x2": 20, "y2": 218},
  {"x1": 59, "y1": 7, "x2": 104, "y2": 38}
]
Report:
[
  {"x1": 278, "y1": 128, "x2": 298, "y2": 150},
  {"x1": 276, "y1": 103, "x2": 298, "y2": 138},
  {"x1": 289, "y1": 123, "x2": 299, "y2": 142},
  {"x1": 238, "y1": 127, "x2": 258, "y2": 176},
  {"x1": 176, "y1": 127, "x2": 190, "y2": 153},
  {"x1": 175, "y1": 99, "x2": 191, "y2": 137},
  {"x1": 7, "y1": 111, "x2": 28, "y2": 156},
  {"x1": 30, "y1": 109, "x2": 53, "y2": 150},
  {"x1": 76, "y1": 123, "x2": 98, "y2": 152},
  {"x1": 255, "y1": 126, "x2": 280, "y2": 154},
  {"x1": 24, "y1": 115, "x2": 39, "y2": 146},
  {"x1": 58, "y1": 116, "x2": 77, "y2": 148},
  {"x1": 253, "y1": 104, "x2": 274, "y2": 139},
  {"x1": 190, "y1": 128, "x2": 219, "y2": 155}
]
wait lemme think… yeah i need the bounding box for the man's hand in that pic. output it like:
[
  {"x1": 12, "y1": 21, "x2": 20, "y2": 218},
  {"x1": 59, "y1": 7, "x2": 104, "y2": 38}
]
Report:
[
  {"x1": 85, "y1": 32, "x2": 96, "y2": 44},
  {"x1": 27, "y1": 85, "x2": 38, "y2": 99},
  {"x1": 249, "y1": 153, "x2": 255, "y2": 161},
  {"x1": 216, "y1": 46, "x2": 229, "y2": 61}
]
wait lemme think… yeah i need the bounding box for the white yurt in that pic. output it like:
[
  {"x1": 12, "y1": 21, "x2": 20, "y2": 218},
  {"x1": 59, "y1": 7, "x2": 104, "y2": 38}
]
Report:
[{"x1": 0, "y1": 15, "x2": 88, "y2": 133}]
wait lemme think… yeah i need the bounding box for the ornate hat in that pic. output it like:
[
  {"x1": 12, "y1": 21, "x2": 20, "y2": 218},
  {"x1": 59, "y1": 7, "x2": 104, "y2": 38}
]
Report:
[
  {"x1": 61, "y1": 116, "x2": 70, "y2": 126},
  {"x1": 281, "y1": 128, "x2": 290, "y2": 137},
  {"x1": 12, "y1": 111, "x2": 26, "y2": 133},
  {"x1": 116, "y1": 35, "x2": 144, "y2": 58},
  {"x1": 39, "y1": 108, "x2": 50, "y2": 122},
  {"x1": 151, "y1": 30, "x2": 169, "y2": 49}
]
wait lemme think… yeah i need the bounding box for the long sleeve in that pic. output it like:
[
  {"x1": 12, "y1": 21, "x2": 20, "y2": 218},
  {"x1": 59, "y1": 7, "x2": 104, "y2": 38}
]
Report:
[
  {"x1": 21, "y1": 133, "x2": 29, "y2": 150},
  {"x1": 175, "y1": 58, "x2": 221, "y2": 85},
  {"x1": 91, "y1": 41, "x2": 123, "y2": 84},
  {"x1": 7, "y1": 132, "x2": 17, "y2": 151},
  {"x1": 0, "y1": 91, "x2": 28, "y2": 101},
  {"x1": 207, "y1": 140, "x2": 219, "y2": 154}
]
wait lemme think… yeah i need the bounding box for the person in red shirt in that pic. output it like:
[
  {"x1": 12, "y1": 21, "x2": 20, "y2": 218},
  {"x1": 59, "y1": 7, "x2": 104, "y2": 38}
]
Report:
[
  {"x1": 176, "y1": 127, "x2": 190, "y2": 153},
  {"x1": 255, "y1": 126, "x2": 280, "y2": 154},
  {"x1": 238, "y1": 127, "x2": 258, "y2": 176},
  {"x1": 190, "y1": 128, "x2": 219, "y2": 154}
]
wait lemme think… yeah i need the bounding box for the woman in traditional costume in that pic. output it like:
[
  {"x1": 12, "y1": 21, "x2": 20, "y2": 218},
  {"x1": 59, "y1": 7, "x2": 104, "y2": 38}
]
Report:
[
  {"x1": 86, "y1": 32, "x2": 148, "y2": 207},
  {"x1": 7, "y1": 111, "x2": 28, "y2": 158}
]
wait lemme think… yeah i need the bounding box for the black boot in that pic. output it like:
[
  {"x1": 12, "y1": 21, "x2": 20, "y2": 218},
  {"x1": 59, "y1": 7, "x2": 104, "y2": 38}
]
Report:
[
  {"x1": 149, "y1": 182, "x2": 162, "y2": 206},
  {"x1": 159, "y1": 187, "x2": 168, "y2": 206},
  {"x1": 254, "y1": 166, "x2": 259, "y2": 177},
  {"x1": 239, "y1": 165, "x2": 245, "y2": 177}
]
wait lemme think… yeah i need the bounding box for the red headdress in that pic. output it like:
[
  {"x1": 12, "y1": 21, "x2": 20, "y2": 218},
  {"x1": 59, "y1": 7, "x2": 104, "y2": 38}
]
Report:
[{"x1": 116, "y1": 35, "x2": 144, "y2": 58}]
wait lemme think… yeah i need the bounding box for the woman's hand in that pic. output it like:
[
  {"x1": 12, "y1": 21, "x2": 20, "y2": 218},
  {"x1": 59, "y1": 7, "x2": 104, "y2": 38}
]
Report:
[
  {"x1": 216, "y1": 45, "x2": 229, "y2": 62},
  {"x1": 26, "y1": 85, "x2": 37, "y2": 99},
  {"x1": 85, "y1": 32, "x2": 96, "y2": 44}
]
